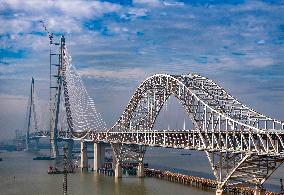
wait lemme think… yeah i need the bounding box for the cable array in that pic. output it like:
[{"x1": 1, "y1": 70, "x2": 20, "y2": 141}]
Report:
[
  {"x1": 60, "y1": 47, "x2": 107, "y2": 133},
  {"x1": 33, "y1": 89, "x2": 44, "y2": 132},
  {"x1": 24, "y1": 79, "x2": 45, "y2": 135}
]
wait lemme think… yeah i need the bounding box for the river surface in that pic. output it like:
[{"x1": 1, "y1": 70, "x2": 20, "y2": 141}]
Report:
[{"x1": 0, "y1": 147, "x2": 283, "y2": 195}]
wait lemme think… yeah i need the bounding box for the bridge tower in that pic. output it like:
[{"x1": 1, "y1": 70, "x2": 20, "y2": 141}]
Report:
[
  {"x1": 49, "y1": 35, "x2": 74, "y2": 160},
  {"x1": 25, "y1": 77, "x2": 40, "y2": 150}
]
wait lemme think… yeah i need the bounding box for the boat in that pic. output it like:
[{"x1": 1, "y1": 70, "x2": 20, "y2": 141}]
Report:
[
  {"x1": 47, "y1": 169, "x2": 62, "y2": 174},
  {"x1": 47, "y1": 166, "x2": 74, "y2": 174},
  {"x1": 48, "y1": 169, "x2": 74, "y2": 174},
  {"x1": 33, "y1": 156, "x2": 55, "y2": 160},
  {"x1": 0, "y1": 157, "x2": 2, "y2": 161},
  {"x1": 180, "y1": 153, "x2": 191, "y2": 156}
]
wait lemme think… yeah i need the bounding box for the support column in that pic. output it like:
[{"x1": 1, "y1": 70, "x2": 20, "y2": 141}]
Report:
[
  {"x1": 26, "y1": 134, "x2": 30, "y2": 150},
  {"x1": 81, "y1": 141, "x2": 88, "y2": 171},
  {"x1": 35, "y1": 138, "x2": 39, "y2": 151},
  {"x1": 254, "y1": 186, "x2": 266, "y2": 195},
  {"x1": 137, "y1": 162, "x2": 144, "y2": 178},
  {"x1": 112, "y1": 156, "x2": 116, "y2": 170},
  {"x1": 94, "y1": 143, "x2": 105, "y2": 171},
  {"x1": 67, "y1": 140, "x2": 74, "y2": 161},
  {"x1": 51, "y1": 138, "x2": 59, "y2": 159},
  {"x1": 216, "y1": 188, "x2": 223, "y2": 195},
  {"x1": 115, "y1": 162, "x2": 122, "y2": 178}
]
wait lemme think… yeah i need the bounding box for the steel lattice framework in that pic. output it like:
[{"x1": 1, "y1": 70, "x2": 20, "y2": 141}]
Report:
[
  {"x1": 26, "y1": 37, "x2": 284, "y2": 191},
  {"x1": 110, "y1": 74, "x2": 283, "y2": 133},
  {"x1": 48, "y1": 36, "x2": 107, "y2": 158},
  {"x1": 102, "y1": 73, "x2": 284, "y2": 190}
]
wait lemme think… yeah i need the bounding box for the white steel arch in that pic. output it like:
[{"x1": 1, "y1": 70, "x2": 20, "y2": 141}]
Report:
[
  {"x1": 106, "y1": 73, "x2": 284, "y2": 190},
  {"x1": 109, "y1": 73, "x2": 283, "y2": 134}
]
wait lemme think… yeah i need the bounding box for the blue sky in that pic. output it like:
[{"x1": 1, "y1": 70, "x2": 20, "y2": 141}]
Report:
[{"x1": 0, "y1": 0, "x2": 284, "y2": 139}]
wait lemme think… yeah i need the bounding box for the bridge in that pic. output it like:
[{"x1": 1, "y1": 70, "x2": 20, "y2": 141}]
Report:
[{"x1": 24, "y1": 36, "x2": 284, "y2": 195}]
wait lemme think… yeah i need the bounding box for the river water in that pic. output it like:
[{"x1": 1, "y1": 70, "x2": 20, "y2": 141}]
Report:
[{"x1": 0, "y1": 147, "x2": 283, "y2": 195}]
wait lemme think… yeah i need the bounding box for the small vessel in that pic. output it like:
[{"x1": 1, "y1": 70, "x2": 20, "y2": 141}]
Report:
[
  {"x1": 180, "y1": 153, "x2": 191, "y2": 156},
  {"x1": 47, "y1": 169, "x2": 61, "y2": 174},
  {"x1": 33, "y1": 156, "x2": 55, "y2": 160},
  {"x1": 47, "y1": 166, "x2": 74, "y2": 174}
]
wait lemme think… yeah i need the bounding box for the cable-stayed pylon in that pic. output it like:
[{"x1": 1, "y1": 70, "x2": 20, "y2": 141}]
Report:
[
  {"x1": 25, "y1": 77, "x2": 44, "y2": 150},
  {"x1": 49, "y1": 36, "x2": 106, "y2": 159}
]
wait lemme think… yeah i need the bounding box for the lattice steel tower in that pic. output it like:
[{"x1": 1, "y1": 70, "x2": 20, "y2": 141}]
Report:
[{"x1": 49, "y1": 36, "x2": 74, "y2": 159}]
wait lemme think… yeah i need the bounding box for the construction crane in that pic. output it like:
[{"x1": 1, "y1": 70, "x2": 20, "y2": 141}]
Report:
[{"x1": 39, "y1": 20, "x2": 54, "y2": 44}]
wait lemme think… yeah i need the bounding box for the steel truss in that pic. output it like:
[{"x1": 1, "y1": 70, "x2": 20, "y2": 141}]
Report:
[
  {"x1": 105, "y1": 73, "x2": 284, "y2": 189},
  {"x1": 206, "y1": 151, "x2": 284, "y2": 189},
  {"x1": 109, "y1": 74, "x2": 283, "y2": 133},
  {"x1": 94, "y1": 131, "x2": 284, "y2": 155},
  {"x1": 28, "y1": 64, "x2": 284, "y2": 189},
  {"x1": 112, "y1": 143, "x2": 146, "y2": 163},
  {"x1": 49, "y1": 36, "x2": 74, "y2": 158}
]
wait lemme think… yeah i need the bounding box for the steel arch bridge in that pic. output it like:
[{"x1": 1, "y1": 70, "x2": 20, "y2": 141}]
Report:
[
  {"x1": 95, "y1": 73, "x2": 283, "y2": 191},
  {"x1": 25, "y1": 37, "x2": 284, "y2": 194}
]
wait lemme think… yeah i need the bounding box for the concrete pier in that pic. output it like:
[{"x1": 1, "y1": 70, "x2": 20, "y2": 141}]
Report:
[
  {"x1": 137, "y1": 162, "x2": 144, "y2": 178},
  {"x1": 25, "y1": 142, "x2": 29, "y2": 150},
  {"x1": 67, "y1": 140, "x2": 74, "y2": 160},
  {"x1": 115, "y1": 162, "x2": 122, "y2": 178},
  {"x1": 254, "y1": 187, "x2": 266, "y2": 195},
  {"x1": 81, "y1": 141, "x2": 88, "y2": 171},
  {"x1": 216, "y1": 189, "x2": 223, "y2": 195},
  {"x1": 112, "y1": 157, "x2": 116, "y2": 170},
  {"x1": 35, "y1": 138, "x2": 39, "y2": 150},
  {"x1": 93, "y1": 143, "x2": 105, "y2": 171}
]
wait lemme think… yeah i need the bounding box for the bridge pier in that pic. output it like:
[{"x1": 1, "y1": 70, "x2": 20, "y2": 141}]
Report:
[
  {"x1": 112, "y1": 156, "x2": 116, "y2": 170},
  {"x1": 67, "y1": 140, "x2": 74, "y2": 160},
  {"x1": 114, "y1": 161, "x2": 122, "y2": 178},
  {"x1": 51, "y1": 138, "x2": 59, "y2": 159},
  {"x1": 216, "y1": 188, "x2": 223, "y2": 195},
  {"x1": 81, "y1": 141, "x2": 88, "y2": 171},
  {"x1": 111, "y1": 143, "x2": 146, "y2": 178},
  {"x1": 137, "y1": 162, "x2": 145, "y2": 178},
  {"x1": 26, "y1": 134, "x2": 30, "y2": 150},
  {"x1": 254, "y1": 186, "x2": 266, "y2": 195},
  {"x1": 93, "y1": 143, "x2": 105, "y2": 171},
  {"x1": 35, "y1": 138, "x2": 39, "y2": 151}
]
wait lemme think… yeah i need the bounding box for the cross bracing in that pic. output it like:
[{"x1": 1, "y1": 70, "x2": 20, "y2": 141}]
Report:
[
  {"x1": 26, "y1": 38, "x2": 284, "y2": 191},
  {"x1": 109, "y1": 74, "x2": 283, "y2": 134},
  {"x1": 28, "y1": 72, "x2": 284, "y2": 190}
]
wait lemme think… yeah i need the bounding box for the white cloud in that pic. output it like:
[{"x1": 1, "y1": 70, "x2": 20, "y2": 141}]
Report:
[
  {"x1": 128, "y1": 8, "x2": 149, "y2": 17},
  {"x1": 229, "y1": 0, "x2": 277, "y2": 12},
  {"x1": 0, "y1": 0, "x2": 53, "y2": 13},
  {"x1": 77, "y1": 67, "x2": 150, "y2": 80},
  {"x1": 47, "y1": 17, "x2": 83, "y2": 33},
  {"x1": 56, "y1": 1, "x2": 121, "y2": 19},
  {"x1": 2, "y1": 0, "x2": 121, "y2": 18},
  {"x1": 247, "y1": 57, "x2": 274, "y2": 67},
  {"x1": 75, "y1": 50, "x2": 130, "y2": 57},
  {"x1": 0, "y1": 66, "x2": 15, "y2": 74},
  {"x1": 1, "y1": 0, "x2": 284, "y2": 140},
  {"x1": 0, "y1": 18, "x2": 32, "y2": 34},
  {"x1": 133, "y1": 0, "x2": 162, "y2": 7},
  {"x1": 0, "y1": 0, "x2": 122, "y2": 36},
  {"x1": 133, "y1": 0, "x2": 184, "y2": 7},
  {"x1": 163, "y1": 1, "x2": 185, "y2": 7}
]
